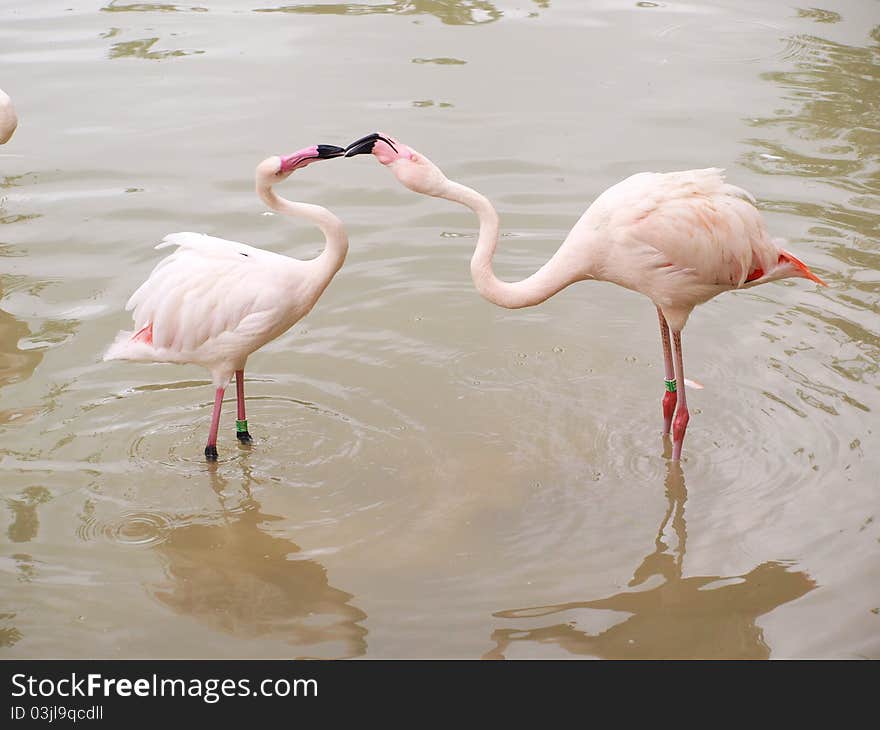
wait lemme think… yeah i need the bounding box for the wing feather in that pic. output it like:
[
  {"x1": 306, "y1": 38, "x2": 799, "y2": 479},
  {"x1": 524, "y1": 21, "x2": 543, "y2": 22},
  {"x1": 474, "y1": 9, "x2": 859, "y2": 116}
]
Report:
[
  {"x1": 596, "y1": 169, "x2": 777, "y2": 288},
  {"x1": 125, "y1": 232, "x2": 294, "y2": 358}
]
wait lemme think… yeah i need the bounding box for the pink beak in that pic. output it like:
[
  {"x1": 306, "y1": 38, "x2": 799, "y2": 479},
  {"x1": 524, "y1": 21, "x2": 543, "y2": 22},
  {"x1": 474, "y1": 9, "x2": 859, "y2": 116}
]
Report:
[{"x1": 279, "y1": 144, "x2": 345, "y2": 174}]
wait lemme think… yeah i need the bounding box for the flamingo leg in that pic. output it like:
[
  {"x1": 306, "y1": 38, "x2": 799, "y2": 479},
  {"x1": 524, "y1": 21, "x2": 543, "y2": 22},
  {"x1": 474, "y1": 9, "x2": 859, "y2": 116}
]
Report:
[
  {"x1": 670, "y1": 330, "x2": 690, "y2": 461},
  {"x1": 205, "y1": 386, "x2": 225, "y2": 461},
  {"x1": 234, "y1": 369, "x2": 252, "y2": 443},
  {"x1": 657, "y1": 307, "x2": 677, "y2": 435}
]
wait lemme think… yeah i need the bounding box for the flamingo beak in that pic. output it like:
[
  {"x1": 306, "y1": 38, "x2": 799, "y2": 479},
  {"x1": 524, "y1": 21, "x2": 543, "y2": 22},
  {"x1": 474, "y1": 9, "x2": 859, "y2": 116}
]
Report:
[
  {"x1": 316, "y1": 144, "x2": 345, "y2": 159},
  {"x1": 344, "y1": 133, "x2": 398, "y2": 157},
  {"x1": 278, "y1": 144, "x2": 345, "y2": 173}
]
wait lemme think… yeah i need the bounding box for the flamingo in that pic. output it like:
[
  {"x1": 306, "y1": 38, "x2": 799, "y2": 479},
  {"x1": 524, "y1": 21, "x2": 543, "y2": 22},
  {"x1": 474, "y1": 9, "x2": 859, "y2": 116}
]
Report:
[
  {"x1": 104, "y1": 145, "x2": 348, "y2": 460},
  {"x1": 0, "y1": 87, "x2": 17, "y2": 144},
  {"x1": 343, "y1": 133, "x2": 827, "y2": 461}
]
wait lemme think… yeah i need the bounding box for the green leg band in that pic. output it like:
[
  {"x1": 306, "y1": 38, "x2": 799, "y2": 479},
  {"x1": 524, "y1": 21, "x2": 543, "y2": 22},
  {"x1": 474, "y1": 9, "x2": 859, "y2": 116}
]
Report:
[
  {"x1": 664, "y1": 379, "x2": 677, "y2": 393},
  {"x1": 236, "y1": 419, "x2": 249, "y2": 433}
]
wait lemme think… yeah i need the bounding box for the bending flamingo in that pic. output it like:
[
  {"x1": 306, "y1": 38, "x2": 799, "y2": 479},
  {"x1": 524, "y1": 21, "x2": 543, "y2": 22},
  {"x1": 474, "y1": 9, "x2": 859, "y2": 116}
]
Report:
[
  {"x1": 105, "y1": 145, "x2": 347, "y2": 460},
  {"x1": 344, "y1": 133, "x2": 826, "y2": 461},
  {"x1": 0, "y1": 87, "x2": 17, "y2": 144}
]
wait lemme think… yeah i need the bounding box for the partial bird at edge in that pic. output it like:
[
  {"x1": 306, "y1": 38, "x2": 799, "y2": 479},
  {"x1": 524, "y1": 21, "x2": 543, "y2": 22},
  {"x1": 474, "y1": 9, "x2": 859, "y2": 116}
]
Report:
[{"x1": 0, "y1": 87, "x2": 17, "y2": 145}]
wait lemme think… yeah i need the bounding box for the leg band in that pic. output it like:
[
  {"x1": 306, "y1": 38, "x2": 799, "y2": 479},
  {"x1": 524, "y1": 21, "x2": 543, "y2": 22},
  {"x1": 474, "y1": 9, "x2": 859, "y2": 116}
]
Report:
[{"x1": 664, "y1": 379, "x2": 677, "y2": 393}]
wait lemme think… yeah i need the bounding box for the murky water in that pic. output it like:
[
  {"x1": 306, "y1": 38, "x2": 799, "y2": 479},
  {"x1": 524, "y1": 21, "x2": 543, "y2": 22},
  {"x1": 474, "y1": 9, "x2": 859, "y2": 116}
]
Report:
[{"x1": 1, "y1": 0, "x2": 877, "y2": 659}]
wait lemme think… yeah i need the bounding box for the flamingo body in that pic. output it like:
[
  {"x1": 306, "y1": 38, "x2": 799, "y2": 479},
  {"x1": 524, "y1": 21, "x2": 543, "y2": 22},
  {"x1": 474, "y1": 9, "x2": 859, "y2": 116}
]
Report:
[
  {"x1": 567, "y1": 167, "x2": 815, "y2": 331},
  {"x1": 105, "y1": 232, "x2": 329, "y2": 387}
]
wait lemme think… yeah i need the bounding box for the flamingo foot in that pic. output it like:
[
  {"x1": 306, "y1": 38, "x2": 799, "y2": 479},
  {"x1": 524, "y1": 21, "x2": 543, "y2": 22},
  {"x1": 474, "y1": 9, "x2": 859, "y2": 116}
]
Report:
[
  {"x1": 235, "y1": 419, "x2": 252, "y2": 444},
  {"x1": 671, "y1": 407, "x2": 689, "y2": 461},
  {"x1": 205, "y1": 444, "x2": 219, "y2": 461}
]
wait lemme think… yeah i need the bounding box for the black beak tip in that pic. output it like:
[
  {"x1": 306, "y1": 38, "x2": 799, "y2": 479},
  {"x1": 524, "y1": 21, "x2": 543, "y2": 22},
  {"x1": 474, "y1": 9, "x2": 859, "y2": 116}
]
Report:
[
  {"x1": 316, "y1": 144, "x2": 346, "y2": 159},
  {"x1": 344, "y1": 143, "x2": 373, "y2": 158},
  {"x1": 344, "y1": 136, "x2": 377, "y2": 157},
  {"x1": 343, "y1": 133, "x2": 399, "y2": 158}
]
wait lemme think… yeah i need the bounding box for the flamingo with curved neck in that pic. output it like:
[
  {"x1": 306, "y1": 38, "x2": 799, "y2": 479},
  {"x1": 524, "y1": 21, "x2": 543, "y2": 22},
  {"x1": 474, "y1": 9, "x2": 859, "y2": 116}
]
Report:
[
  {"x1": 344, "y1": 133, "x2": 827, "y2": 461},
  {"x1": 105, "y1": 145, "x2": 348, "y2": 460}
]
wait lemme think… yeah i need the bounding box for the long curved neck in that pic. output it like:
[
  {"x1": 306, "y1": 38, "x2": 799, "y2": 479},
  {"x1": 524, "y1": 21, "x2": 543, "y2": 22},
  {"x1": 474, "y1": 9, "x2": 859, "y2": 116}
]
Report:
[
  {"x1": 437, "y1": 180, "x2": 588, "y2": 309},
  {"x1": 257, "y1": 179, "x2": 349, "y2": 280}
]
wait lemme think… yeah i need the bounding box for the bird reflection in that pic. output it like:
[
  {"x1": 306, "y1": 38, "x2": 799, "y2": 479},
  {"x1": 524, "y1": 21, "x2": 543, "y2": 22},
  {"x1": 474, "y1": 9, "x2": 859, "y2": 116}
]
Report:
[
  {"x1": 146, "y1": 464, "x2": 368, "y2": 659},
  {"x1": 485, "y1": 462, "x2": 816, "y2": 659}
]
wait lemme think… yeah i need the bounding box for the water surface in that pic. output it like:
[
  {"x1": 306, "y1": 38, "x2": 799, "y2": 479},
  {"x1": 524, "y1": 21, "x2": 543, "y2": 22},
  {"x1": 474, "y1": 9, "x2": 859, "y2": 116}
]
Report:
[{"x1": 1, "y1": 0, "x2": 878, "y2": 659}]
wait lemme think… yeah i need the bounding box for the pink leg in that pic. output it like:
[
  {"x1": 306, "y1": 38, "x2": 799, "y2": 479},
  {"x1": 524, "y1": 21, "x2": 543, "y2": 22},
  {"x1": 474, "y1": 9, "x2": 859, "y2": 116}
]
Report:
[
  {"x1": 205, "y1": 386, "x2": 225, "y2": 461},
  {"x1": 657, "y1": 307, "x2": 677, "y2": 435},
  {"x1": 235, "y1": 369, "x2": 252, "y2": 443},
  {"x1": 671, "y1": 330, "x2": 690, "y2": 461}
]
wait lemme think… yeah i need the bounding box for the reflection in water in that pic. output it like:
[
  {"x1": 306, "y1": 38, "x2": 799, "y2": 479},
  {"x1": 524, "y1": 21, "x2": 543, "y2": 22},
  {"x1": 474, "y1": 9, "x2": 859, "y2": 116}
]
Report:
[
  {"x1": 0, "y1": 212, "x2": 39, "y2": 226},
  {"x1": 412, "y1": 99, "x2": 453, "y2": 108},
  {"x1": 2, "y1": 173, "x2": 47, "y2": 425},
  {"x1": 0, "y1": 612, "x2": 22, "y2": 648},
  {"x1": 253, "y1": 0, "x2": 538, "y2": 25},
  {"x1": 9, "y1": 554, "x2": 37, "y2": 583},
  {"x1": 0, "y1": 307, "x2": 42, "y2": 393},
  {"x1": 744, "y1": 27, "x2": 879, "y2": 274},
  {"x1": 741, "y1": 21, "x2": 880, "y2": 421},
  {"x1": 795, "y1": 8, "x2": 841, "y2": 24},
  {"x1": 0, "y1": 286, "x2": 71, "y2": 426},
  {"x1": 145, "y1": 466, "x2": 367, "y2": 658},
  {"x1": 101, "y1": 2, "x2": 208, "y2": 11},
  {"x1": 100, "y1": 2, "x2": 207, "y2": 59},
  {"x1": 108, "y1": 38, "x2": 205, "y2": 60},
  {"x1": 5, "y1": 486, "x2": 52, "y2": 543},
  {"x1": 485, "y1": 463, "x2": 816, "y2": 659},
  {"x1": 1, "y1": 174, "x2": 42, "y2": 226},
  {"x1": 412, "y1": 57, "x2": 467, "y2": 65},
  {"x1": 0, "y1": 246, "x2": 45, "y2": 425},
  {"x1": 747, "y1": 30, "x2": 879, "y2": 185}
]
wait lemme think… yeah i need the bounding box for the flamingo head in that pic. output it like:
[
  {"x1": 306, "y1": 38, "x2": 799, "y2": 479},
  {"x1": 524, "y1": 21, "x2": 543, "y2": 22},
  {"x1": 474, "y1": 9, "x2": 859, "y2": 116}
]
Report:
[
  {"x1": 257, "y1": 144, "x2": 345, "y2": 182},
  {"x1": 345, "y1": 132, "x2": 448, "y2": 196}
]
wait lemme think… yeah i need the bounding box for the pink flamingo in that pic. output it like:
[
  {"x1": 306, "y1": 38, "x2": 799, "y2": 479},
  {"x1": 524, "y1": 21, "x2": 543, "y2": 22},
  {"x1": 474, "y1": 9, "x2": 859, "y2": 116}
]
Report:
[
  {"x1": 104, "y1": 145, "x2": 347, "y2": 460},
  {"x1": 0, "y1": 87, "x2": 17, "y2": 144},
  {"x1": 344, "y1": 133, "x2": 827, "y2": 460}
]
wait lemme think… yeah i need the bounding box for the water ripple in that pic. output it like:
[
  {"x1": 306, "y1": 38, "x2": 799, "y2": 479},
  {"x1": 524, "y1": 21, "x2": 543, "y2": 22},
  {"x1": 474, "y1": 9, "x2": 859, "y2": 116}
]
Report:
[
  {"x1": 76, "y1": 509, "x2": 174, "y2": 548},
  {"x1": 657, "y1": 20, "x2": 812, "y2": 64}
]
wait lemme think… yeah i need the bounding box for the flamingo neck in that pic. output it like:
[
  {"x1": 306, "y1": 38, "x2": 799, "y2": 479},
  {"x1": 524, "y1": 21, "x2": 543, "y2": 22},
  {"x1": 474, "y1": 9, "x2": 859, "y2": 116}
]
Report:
[
  {"x1": 436, "y1": 179, "x2": 590, "y2": 309},
  {"x1": 256, "y1": 180, "x2": 349, "y2": 279}
]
